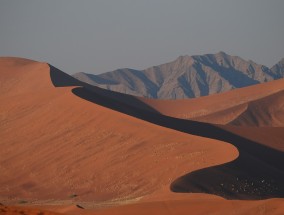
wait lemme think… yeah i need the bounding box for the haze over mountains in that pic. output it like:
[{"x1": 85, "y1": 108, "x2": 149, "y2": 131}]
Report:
[{"x1": 73, "y1": 52, "x2": 284, "y2": 99}]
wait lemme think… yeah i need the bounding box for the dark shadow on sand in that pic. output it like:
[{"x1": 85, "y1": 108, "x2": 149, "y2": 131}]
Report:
[
  {"x1": 49, "y1": 64, "x2": 160, "y2": 114},
  {"x1": 49, "y1": 64, "x2": 284, "y2": 200}
]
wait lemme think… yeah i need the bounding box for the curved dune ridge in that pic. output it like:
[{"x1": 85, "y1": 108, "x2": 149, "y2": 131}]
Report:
[{"x1": 1, "y1": 57, "x2": 284, "y2": 214}]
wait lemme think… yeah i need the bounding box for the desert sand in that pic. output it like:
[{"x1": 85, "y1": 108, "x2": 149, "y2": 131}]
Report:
[
  {"x1": 1, "y1": 57, "x2": 284, "y2": 214},
  {"x1": 0, "y1": 203, "x2": 63, "y2": 215}
]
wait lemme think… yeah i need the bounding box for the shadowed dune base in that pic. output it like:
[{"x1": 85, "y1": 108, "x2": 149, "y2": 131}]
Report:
[{"x1": 49, "y1": 65, "x2": 284, "y2": 200}]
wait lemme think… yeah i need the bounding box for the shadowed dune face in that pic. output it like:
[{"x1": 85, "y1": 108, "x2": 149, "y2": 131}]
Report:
[
  {"x1": 49, "y1": 64, "x2": 82, "y2": 87},
  {"x1": 49, "y1": 64, "x2": 161, "y2": 114},
  {"x1": 171, "y1": 144, "x2": 284, "y2": 200}
]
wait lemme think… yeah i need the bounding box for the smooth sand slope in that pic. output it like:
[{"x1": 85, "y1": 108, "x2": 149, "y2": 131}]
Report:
[{"x1": 1, "y1": 57, "x2": 284, "y2": 214}]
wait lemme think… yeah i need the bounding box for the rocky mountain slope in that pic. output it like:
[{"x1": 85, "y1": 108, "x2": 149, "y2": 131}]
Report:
[{"x1": 73, "y1": 52, "x2": 284, "y2": 99}]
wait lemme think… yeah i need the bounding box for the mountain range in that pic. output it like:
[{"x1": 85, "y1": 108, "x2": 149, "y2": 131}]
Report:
[{"x1": 73, "y1": 52, "x2": 284, "y2": 99}]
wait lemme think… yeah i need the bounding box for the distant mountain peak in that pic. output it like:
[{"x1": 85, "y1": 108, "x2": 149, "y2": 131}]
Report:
[
  {"x1": 73, "y1": 53, "x2": 284, "y2": 99},
  {"x1": 176, "y1": 55, "x2": 195, "y2": 65},
  {"x1": 215, "y1": 51, "x2": 228, "y2": 56}
]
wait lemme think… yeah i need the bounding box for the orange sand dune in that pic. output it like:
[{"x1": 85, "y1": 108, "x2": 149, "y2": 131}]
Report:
[
  {"x1": 1, "y1": 57, "x2": 284, "y2": 214},
  {"x1": 189, "y1": 89, "x2": 284, "y2": 126},
  {"x1": 229, "y1": 90, "x2": 284, "y2": 126},
  {"x1": 0, "y1": 57, "x2": 236, "y2": 202},
  {"x1": 139, "y1": 78, "x2": 284, "y2": 125}
]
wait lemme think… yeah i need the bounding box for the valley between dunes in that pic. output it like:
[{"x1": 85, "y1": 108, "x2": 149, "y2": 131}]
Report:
[{"x1": 1, "y1": 57, "x2": 284, "y2": 215}]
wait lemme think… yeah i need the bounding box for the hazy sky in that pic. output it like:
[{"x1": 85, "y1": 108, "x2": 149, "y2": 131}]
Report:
[{"x1": 0, "y1": 0, "x2": 283, "y2": 74}]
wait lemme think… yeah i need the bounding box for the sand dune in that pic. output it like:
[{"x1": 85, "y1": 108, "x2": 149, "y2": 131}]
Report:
[
  {"x1": 1, "y1": 57, "x2": 284, "y2": 214},
  {"x1": 229, "y1": 90, "x2": 284, "y2": 126},
  {"x1": 185, "y1": 88, "x2": 284, "y2": 126},
  {"x1": 0, "y1": 57, "x2": 236, "y2": 202},
  {"x1": 139, "y1": 78, "x2": 284, "y2": 125}
]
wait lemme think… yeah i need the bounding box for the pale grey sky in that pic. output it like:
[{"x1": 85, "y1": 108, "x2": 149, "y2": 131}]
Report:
[{"x1": 0, "y1": 0, "x2": 283, "y2": 74}]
